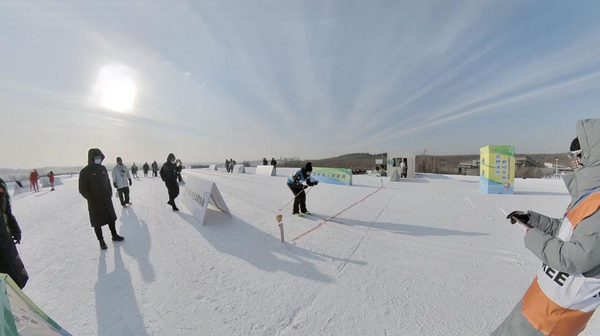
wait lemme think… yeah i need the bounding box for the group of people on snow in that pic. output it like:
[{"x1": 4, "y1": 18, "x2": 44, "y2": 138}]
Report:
[
  {"x1": 78, "y1": 149, "x2": 184, "y2": 250},
  {"x1": 225, "y1": 159, "x2": 237, "y2": 173},
  {"x1": 2, "y1": 119, "x2": 600, "y2": 336}
]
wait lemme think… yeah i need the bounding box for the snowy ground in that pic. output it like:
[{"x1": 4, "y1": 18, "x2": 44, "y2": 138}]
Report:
[{"x1": 9, "y1": 169, "x2": 600, "y2": 335}]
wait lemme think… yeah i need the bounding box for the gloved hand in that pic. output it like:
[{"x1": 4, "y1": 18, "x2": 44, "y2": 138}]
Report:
[
  {"x1": 506, "y1": 211, "x2": 532, "y2": 227},
  {"x1": 129, "y1": 179, "x2": 132, "y2": 186},
  {"x1": 13, "y1": 233, "x2": 21, "y2": 244},
  {"x1": 303, "y1": 185, "x2": 309, "y2": 189},
  {"x1": 113, "y1": 183, "x2": 118, "y2": 188},
  {"x1": 313, "y1": 181, "x2": 319, "y2": 186}
]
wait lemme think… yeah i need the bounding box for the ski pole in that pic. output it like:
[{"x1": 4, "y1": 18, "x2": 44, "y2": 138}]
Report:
[{"x1": 278, "y1": 186, "x2": 314, "y2": 212}]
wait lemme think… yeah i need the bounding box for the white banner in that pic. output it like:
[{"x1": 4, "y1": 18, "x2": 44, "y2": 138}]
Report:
[
  {"x1": 208, "y1": 165, "x2": 218, "y2": 171},
  {"x1": 255, "y1": 165, "x2": 276, "y2": 176},
  {"x1": 233, "y1": 165, "x2": 246, "y2": 173},
  {"x1": 181, "y1": 173, "x2": 231, "y2": 225}
]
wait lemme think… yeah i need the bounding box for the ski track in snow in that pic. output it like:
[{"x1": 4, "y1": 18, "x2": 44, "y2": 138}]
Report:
[{"x1": 8, "y1": 170, "x2": 600, "y2": 335}]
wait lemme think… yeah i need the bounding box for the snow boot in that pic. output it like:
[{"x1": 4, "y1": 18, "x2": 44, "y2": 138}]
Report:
[
  {"x1": 99, "y1": 239, "x2": 107, "y2": 250},
  {"x1": 172, "y1": 205, "x2": 179, "y2": 211},
  {"x1": 112, "y1": 234, "x2": 125, "y2": 242}
]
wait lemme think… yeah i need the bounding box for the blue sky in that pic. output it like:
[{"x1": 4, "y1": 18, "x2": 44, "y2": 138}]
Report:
[{"x1": 1, "y1": 0, "x2": 600, "y2": 169}]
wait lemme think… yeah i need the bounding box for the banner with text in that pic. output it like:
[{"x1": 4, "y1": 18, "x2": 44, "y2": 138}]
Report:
[
  {"x1": 181, "y1": 173, "x2": 232, "y2": 225},
  {"x1": 311, "y1": 167, "x2": 353, "y2": 186}
]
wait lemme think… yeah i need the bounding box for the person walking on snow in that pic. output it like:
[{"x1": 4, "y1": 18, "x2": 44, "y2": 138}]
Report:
[
  {"x1": 286, "y1": 162, "x2": 319, "y2": 215},
  {"x1": 225, "y1": 159, "x2": 230, "y2": 173},
  {"x1": 143, "y1": 162, "x2": 150, "y2": 177},
  {"x1": 29, "y1": 169, "x2": 39, "y2": 192},
  {"x1": 400, "y1": 159, "x2": 407, "y2": 178},
  {"x1": 493, "y1": 118, "x2": 600, "y2": 336},
  {"x1": 112, "y1": 157, "x2": 133, "y2": 207},
  {"x1": 160, "y1": 153, "x2": 180, "y2": 211},
  {"x1": 271, "y1": 158, "x2": 277, "y2": 175},
  {"x1": 152, "y1": 161, "x2": 159, "y2": 177},
  {"x1": 79, "y1": 148, "x2": 124, "y2": 250},
  {"x1": 131, "y1": 162, "x2": 139, "y2": 179},
  {"x1": 0, "y1": 178, "x2": 28, "y2": 289},
  {"x1": 47, "y1": 171, "x2": 55, "y2": 191}
]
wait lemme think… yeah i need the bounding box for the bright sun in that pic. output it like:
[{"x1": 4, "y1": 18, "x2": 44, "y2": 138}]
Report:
[{"x1": 94, "y1": 65, "x2": 137, "y2": 113}]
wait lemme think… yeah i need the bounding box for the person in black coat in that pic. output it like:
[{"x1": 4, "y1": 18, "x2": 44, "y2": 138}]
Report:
[
  {"x1": 152, "y1": 161, "x2": 159, "y2": 177},
  {"x1": 79, "y1": 148, "x2": 125, "y2": 250},
  {"x1": 160, "y1": 153, "x2": 180, "y2": 211},
  {"x1": 0, "y1": 178, "x2": 28, "y2": 289},
  {"x1": 143, "y1": 162, "x2": 150, "y2": 177}
]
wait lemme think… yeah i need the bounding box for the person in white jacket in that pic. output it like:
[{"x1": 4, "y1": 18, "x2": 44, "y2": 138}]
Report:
[{"x1": 112, "y1": 157, "x2": 132, "y2": 207}]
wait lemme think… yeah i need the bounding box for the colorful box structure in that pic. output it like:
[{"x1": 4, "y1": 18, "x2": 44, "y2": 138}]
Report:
[{"x1": 479, "y1": 145, "x2": 515, "y2": 194}]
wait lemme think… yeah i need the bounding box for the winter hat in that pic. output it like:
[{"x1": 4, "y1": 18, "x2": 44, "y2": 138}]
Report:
[
  {"x1": 116, "y1": 156, "x2": 122, "y2": 162},
  {"x1": 305, "y1": 162, "x2": 313, "y2": 172}
]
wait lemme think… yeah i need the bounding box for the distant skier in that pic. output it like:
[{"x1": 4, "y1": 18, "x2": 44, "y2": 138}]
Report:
[
  {"x1": 152, "y1": 161, "x2": 159, "y2": 177},
  {"x1": 271, "y1": 158, "x2": 277, "y2": 175},
  {"x1": 47, "y1": 171, "x2": 55, "y2": 191},
  {"x1": 263, "y1": 158, "x2": 268, "y2": 165},
  {"x1": 175, "y1": 159, "x2": 184, "y2": 183},
  {"x1": 493, "y1": 119, "x2": 600, "y2": 336},
  {"x1": 229, "y1": 159, "x2": 235, "y2": 173},
  {"x1": 79, "y1": 148, "x2": 124, "y2": 250},
  {"x1": 0, "y1": 178, "x2": 29, "y2": 289},
  {"x1": 29, "y1": 169, "x2": 39, "y2": 192},
  {"x1": 112, "y1": 157, "x2": 133, "y2": 207},
  {"x1": 160, "y1": 153, "x2": 180, "y2": 211},
  {"x1": 286, "y1": 162, "x2": 319, "y2": 215},
  {"x1": 131, "y1": 162, "x2": 139, "y2": 179},
  {"x1": 143, "y1": 162, "x2": 150, "y2": 177},
  {"x1": 225, "y1": 159, "x2": 230, "y2": 173}
]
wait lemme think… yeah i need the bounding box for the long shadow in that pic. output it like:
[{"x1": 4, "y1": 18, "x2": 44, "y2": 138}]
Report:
[
  {"x1": 120, "y1": 208, "x2": 155, "y2": 283},
  {"x1": 176, "y1": 209, "x2": 367, "y2": 283},
  {"x1": 307, "y1": 214, "x2": 487, "y2": 237},
  {"x1": 514, "y1": 191, "x2": 570, "y2": 196},
  {"x1": 95, "y1": 246, "x2": 148, "y2": 336}
]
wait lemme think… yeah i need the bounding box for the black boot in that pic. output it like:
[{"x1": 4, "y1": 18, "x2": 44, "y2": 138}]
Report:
[
  {"x1": 172, "y1": 204, "x2": 179, "y2": 211},
  {"x1": 112, "y1": 234, "x2": 125, "y2": 242},
  {"x1": 99, "y1": 239, "x2": 107, "y2": 250}
]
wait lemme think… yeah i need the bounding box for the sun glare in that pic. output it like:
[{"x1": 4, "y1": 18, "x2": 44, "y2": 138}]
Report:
[{"x1": 94, "y1": 65, "x2": 137, "y2": 113}]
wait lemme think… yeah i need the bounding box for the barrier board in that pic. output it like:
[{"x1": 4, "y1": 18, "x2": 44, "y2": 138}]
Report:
[
  {"x1": 181, "y1": 173, "x2": 232, "y2": 225},
  {"x1": 255, "y1": 165, "x2": 276, "y2": 176}
]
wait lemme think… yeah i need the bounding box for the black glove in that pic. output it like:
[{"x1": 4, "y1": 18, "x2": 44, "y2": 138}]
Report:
[
  {"x1": 113, "y1": 183, "x2": 118, "y2": 188},
  {"x1": 506, "y1": 211, "x2": 532, "y2": 227},
  {"x1": 303, "y1": 185, "x2": 309, "y2": 189},
  {"x1": 129, "y1": 179, "x2": 132, "y2": 186},
  {"x1": 314, "y1": 181, "x2": 319, "y2": 186},
  {"x1": 13, "y1": 233, "x2": 21, "y2": 244}
]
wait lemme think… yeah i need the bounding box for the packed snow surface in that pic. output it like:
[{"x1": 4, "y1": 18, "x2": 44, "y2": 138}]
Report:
[{"x1": 10, "y1": 169, "x2": 600, "y2": 335}]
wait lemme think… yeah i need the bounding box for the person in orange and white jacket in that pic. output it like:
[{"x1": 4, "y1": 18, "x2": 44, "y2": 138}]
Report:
[{"x1": 493, "y1": 118, "x2": 600, "y2": 336}]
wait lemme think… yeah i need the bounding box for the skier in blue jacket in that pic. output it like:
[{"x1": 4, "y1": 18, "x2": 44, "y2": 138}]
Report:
[{"x1": 287, "y1": 162, "x2": 319, "y2": 215}]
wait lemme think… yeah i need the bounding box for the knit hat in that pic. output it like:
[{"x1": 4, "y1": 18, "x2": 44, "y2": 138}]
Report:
[{"x1": 305, "y1": 162, "x2": 313, "y2": 172}]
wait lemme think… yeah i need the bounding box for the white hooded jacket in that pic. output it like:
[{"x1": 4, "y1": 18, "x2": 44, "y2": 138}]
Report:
[{"x1": 112, "y1": 164, "x2": 131, "y2": 189}]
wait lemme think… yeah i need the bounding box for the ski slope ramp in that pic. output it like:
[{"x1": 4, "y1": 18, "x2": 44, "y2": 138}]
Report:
[{"x1": 9, "y1": 171, "x2": 600, "y2": 335}]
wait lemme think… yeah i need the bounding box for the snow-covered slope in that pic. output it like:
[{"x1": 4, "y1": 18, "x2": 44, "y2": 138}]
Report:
[{"x1": 9, "y1": 171, "x2": 600, "y2": 335}]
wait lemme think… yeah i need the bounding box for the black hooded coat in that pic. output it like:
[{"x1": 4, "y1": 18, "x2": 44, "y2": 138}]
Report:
[
  {"x1": 160, "y1": 153, "x2": 180, "y2": 200},
  {"x1": 0, "y1": 178, "x2": 28, "y2": 289},
  {"x1": 79, "y1": 148, "x2": 117, "y2": 228}
]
